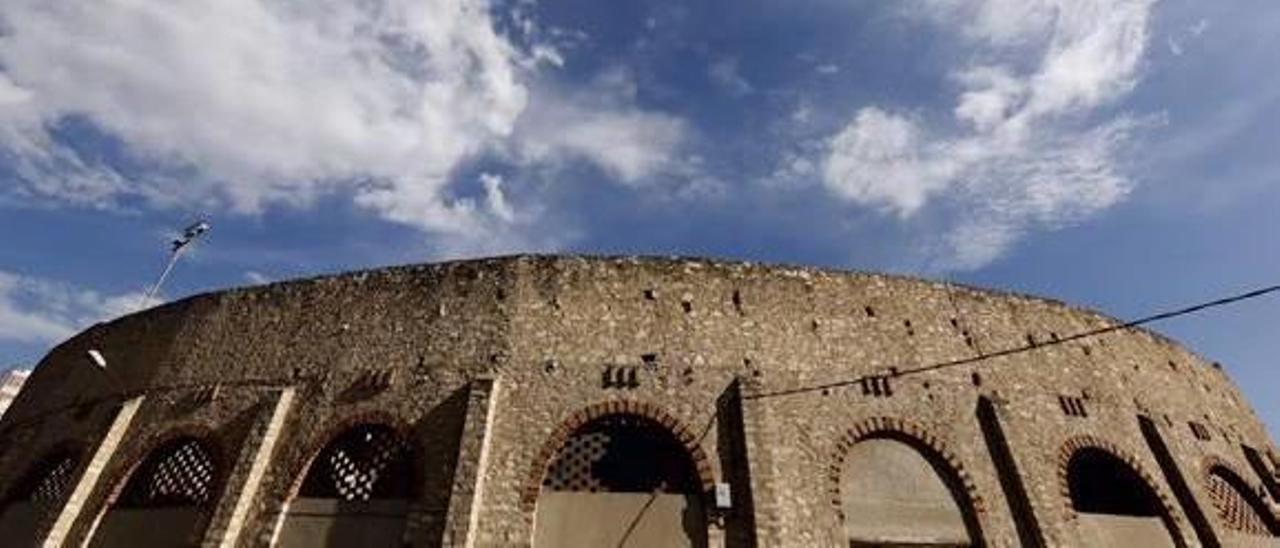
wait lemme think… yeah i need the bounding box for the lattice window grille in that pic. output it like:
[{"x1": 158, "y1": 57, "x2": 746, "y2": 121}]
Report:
[
  {"x1": 145, "y1": 440, "x2": 214, "y2": 505},
  {"x1": 30, "y1": 456, "x2": 76, "y2": 513},
  {"x1": 543, "y1": 432, "x2": 610, "y2": 492},
  {"x1": 1206, "y1": 469, "x2": 1275, "y2": 536},
  {"x1": 541, "y1": 414, "x2": 700, "y2": 495},
  {"x1": 303, "y1": 425, "x2": 411, "y2": 502}
]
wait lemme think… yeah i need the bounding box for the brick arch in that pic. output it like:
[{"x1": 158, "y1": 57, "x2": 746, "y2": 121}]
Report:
[
  {"x1": 1198, "y1": 455, "x2": 1280, "y2": 536},
  {"x1": 520, "y1": 400, "x2": 715, "y2": 511},
  {"x1": 1056, "y1": 435, "x2": 1184, "y2": 532},
  {"x1": 281, "y1": 409, "x2": 419, "y2": 502},
  {"x1": 828, "y1": 417, "x2": 985, "y2": 527},
  {"x1": 98, "y1": 422, "x2": 226, "y2": 509}
]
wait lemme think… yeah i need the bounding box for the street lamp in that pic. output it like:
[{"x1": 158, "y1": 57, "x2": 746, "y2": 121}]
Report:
[{"x1": 138, "y1": 220, "x2": 211, "y2": 311}]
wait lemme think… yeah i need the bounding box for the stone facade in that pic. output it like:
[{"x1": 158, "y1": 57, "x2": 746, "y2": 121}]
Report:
[{"x1": 0, "y1": 255, "x2": 1275, "y2": 547}]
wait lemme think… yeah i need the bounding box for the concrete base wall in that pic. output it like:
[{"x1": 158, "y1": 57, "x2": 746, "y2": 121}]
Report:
[
  {"x1": 1074, "y1": 514, "x2": 1176, "y2": 548},
  {"x1": 89, "y1": 507, "x2": 204, "y2": 548},
  {"x1": 275, "y1": 498, "x2": 408, "y2": 548},
  {"x1": 0, "y1": 503, "x2": 39, "y2": 546},
  {"x1": 533, "y1": 493, "x2": 707, "y2": 548}
]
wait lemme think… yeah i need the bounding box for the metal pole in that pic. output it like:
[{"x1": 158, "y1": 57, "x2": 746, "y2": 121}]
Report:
[{"x1": 139, "y1": 246, "x2": 184, "y2": 311}]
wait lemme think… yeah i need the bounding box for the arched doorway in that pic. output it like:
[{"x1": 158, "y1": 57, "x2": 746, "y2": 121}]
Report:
[
  {"x1": 90, "y1": 436, "x2": 219, "y2": 547},
  {"x1": 839, "y1": 435, "x2": 979, "y2": 546},
  {"x1": 533, "y1": 413, "x2": 708, "y2": 547},
  {"x1": 0, "y1": 447, "x2": 79, "y2": 538},
  {"x1": 1066, "y1": 447, "x2": 1178, "y2": 547},
  {"x1": 1204, "y1": 464, "x2": 1280, "y2": 538},
  {"x1": 276, "y1": 423, "x2": 414, "y2": 548}
]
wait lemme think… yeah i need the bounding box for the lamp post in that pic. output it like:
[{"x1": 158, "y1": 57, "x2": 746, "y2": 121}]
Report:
[{"x1": 138, "y1": 220, "x2": 210, "y2": 311}]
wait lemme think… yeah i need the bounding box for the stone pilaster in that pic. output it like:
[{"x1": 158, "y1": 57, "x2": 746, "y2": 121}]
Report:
[
  {"x1": 440, "y1": 376, "x2": 500, "y2": 547},
  {"x1": 41, "y1": 396, "x2": 144, "y2": 548},
  {"x1": 201, "y1": 387, "x2": 296, "y2": 548}
]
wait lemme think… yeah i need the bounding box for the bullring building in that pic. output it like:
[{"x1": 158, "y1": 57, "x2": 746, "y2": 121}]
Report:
[{"x1": 0, "y1": 255, "x2": 1277, "y2": 547}]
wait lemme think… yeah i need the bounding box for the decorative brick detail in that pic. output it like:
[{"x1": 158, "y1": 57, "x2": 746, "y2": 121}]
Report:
[
  {"x1": 520, "y1": 400, "x2": 715, "y2": 512},
  {"x1": 1199, "y1": 456, "x2": 1279, "y2": 536},
  {"x1": 828, "y1": 416, "x2": 985, "y2": 522},
  {"x1": 1056, "y1": 435, "x2": 1181, "y2": 526}
]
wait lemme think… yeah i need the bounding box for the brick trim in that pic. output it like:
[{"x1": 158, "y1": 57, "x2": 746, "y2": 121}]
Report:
[
  {"x1": 1199, "y1": 455, "x2": 1280, "y2": 535},
  {"x1": 1056, "y1": 435, "x2": 1182, "y2": 528},
  {"x1": 827, "y1": 416, "x2": 985, "y2": 523},
  {"x1": 520, "y1": 400, "x2": 715, "y2": 511}
]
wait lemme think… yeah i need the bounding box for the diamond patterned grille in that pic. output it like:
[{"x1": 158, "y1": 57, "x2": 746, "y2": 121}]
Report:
[
  {"x1": 1206, "y1": 466, "x2": 1279, "y2": 536},
  {"x1": 299, "y1": 424, "x2": 413, "y2": 501},
  {"x1": 118, "y1": 437, "x2": 216, "y2": 508},
  {"x1": 5, "y1": 449, "x2": 79, "y2": 516},
  {"x1": 542, "y1": 414, "x2": 700, "y2": 494}
]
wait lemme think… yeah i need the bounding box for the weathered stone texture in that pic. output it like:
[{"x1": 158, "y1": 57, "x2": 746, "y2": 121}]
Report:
[{"x1": 0, "y1": 255, "x2": 1274, "y2": 547}]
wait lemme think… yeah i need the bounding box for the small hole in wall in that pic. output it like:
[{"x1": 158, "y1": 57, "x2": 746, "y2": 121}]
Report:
[
  {"x1": 681, "y1": 300, "x2": 693, "y2": 314},
  {"x1": 731, "y1": 290, "x2": 743, "y2": 313},
  {"x1": 949, "y1": 318, "x2": 959, "y2": 329},
  {"x1": 821, "y1": 388, "x2": 830, "y2": 396},
  {"x1": 903, "y1": 319, "x2": 914, "y2": 336},
  {"x1": 971, "y1": 373, "x2": 982, "y2": 387},
  {"x1": 1025, "y1": 333, "x2": 1036, "y2": 347},
  {"x1": 1081, "y1": 345, "x2": 1092, "y2": 356},
  {"x1": 922, "y1": 381, "x2": 931, "y2": 389},
  {"x1": 864, "y1": 306, "x2": 875, "y2": 318},
  {"x1": 643, "y1": 288, "x2": 657, "y2": 300},
  {"x1": 1167, "y1": 360, "x2": 1178, "y2": 371},
  {"x1": 1050, "y1": 332, "x2": 1060, "y2": 342},
  {"x1": 641, "y1": 353, "x2": 658, "y2": 366}
]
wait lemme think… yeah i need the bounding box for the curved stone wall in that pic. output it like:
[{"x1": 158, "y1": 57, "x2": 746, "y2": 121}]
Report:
[{"x1": 0, "y1": 255, "x2": 1275, "y2": 547}]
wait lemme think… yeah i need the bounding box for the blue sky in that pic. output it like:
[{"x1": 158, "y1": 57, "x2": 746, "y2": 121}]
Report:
[{"x1": 0, "y1": 0, "x2": 1276, "y2": 434}]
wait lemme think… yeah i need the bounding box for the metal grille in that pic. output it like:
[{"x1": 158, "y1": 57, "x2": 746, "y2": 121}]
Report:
[
  {"x1": 299, "y1": 424, "x2": 413, "y2": 501},
  {"x1": 1206, "y1": 467, "x2": 1278, "y2": 536},
  {"x1": 118, "y1": 437, "x2": 216, "y2": 507},
  {"x1": 6, "y1": 449, "x2": 79, "y2": 515},
  {"x1": 542, "y1": 414, "x2": 700, "y2": 494}
]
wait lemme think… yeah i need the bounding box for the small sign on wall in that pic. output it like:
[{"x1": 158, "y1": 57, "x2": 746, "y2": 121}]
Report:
[{"x1": 715, "y1": 482, "x2": 732, "y2": 509}]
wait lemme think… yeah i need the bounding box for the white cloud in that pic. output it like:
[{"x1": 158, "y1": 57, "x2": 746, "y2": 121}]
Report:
[
  {"x1": 709, "y1": 58, "x2": 753, "y2": 96},
  {"x1": 0, "y1": 0, "x2": 527, "y2": 230},
  {"x1": 821, "y1": 0, "x2": 1156, "y2": 269},
  {"x1": 514, "y1": 70, "x2": 688, "y2": 185},
  {"x1": 0, "y1": 0, "x2": 688, "y2": 247},
  {"x1": 0, "y1": 271, "x2": 156, "y2": 345}
]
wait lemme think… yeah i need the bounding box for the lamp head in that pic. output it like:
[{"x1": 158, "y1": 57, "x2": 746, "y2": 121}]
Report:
[{"x1": 87, "y1": 349, "x2": 107, "y2": 369}]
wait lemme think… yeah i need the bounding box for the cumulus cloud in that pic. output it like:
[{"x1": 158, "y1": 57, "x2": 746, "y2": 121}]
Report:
[
  {"x1": 0, "y1": 271, "x2": 155, "y2": 345},
  {"x1": 0, "y1": 0, "x2": 688, "y2": 246},
  {"x1": 709, "y1": 58, "x2": 754, "y2": 96},
  {"x1": 514, "y1": 70, "x2": 688, "y2": 185},
  {"x1": 821, "y1": 0, "x2": 1156, "y2": 269}
]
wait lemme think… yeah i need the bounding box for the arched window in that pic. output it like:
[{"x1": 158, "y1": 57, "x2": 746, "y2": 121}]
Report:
[
  {"x1": 1066, "y1": 447, "x2": 1177, "y2": 547},
  {"x1": 534, "y1": 413, "x2": 707, "y2": 547},
  {"x1": 1204, "y1": 465, "x2": 1280, "y2": 536},
  {"x1": 0, "y1": 448, "x2": 80, "y2": 538},
  {"x1": 277, "y1": 423, "x2": 414, "y2": 548},
  {"x1": 91, "y1": 436, "x2": 220, "y2": 547},
  {"x1": 839, "y1": 436, "x2": 979, "y2": 546}
]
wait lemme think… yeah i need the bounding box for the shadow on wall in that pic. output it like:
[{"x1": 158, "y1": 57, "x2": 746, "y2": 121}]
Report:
[{"x1": 1066, "y1": 447, "x2": 1180, "y2": 548}]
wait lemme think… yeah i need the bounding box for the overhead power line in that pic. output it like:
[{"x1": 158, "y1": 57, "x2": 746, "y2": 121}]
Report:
[{"x1": 745, "y1": 283, "x2": 1280, "y2": 401}]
